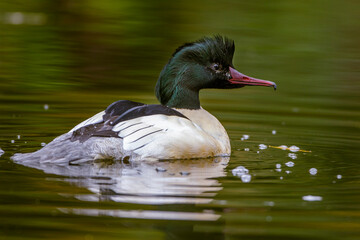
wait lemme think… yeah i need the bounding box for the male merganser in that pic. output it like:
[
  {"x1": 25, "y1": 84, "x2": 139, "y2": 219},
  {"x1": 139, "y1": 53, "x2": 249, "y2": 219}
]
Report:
[{"x1": 12, "y1": 36, "x2": 276, "y2": 164}]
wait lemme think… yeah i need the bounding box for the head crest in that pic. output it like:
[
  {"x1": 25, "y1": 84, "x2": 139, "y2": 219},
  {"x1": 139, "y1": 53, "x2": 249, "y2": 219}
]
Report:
[{"x1": 171, "y1": 35, "x2": 235, "y2": 67}]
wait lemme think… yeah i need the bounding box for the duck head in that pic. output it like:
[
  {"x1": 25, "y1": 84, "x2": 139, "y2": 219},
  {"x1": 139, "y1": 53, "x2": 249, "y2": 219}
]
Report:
[{"x1": 156, "y1": 36, "x2": 276, "y2": 109}]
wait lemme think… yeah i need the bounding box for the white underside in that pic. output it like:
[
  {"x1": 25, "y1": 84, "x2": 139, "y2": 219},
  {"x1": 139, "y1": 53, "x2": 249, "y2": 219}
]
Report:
[{"x1": 68, "y1": 107, "x2": 231, "y2": 161}]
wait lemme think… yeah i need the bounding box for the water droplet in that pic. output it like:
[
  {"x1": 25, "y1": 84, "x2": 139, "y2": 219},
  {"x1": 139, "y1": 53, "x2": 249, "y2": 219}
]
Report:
[
  {"x1": 10, "y1": 140, "x2": 15, "y2": 143},
  {"x1": 6, "y1": 12, "x2": 24, "y2": 25},
  {"x1": 259, "y1": 144, "x2": 267, "y2": 150},
  {"x1": 288, "y1": 153, "x2": 297, "y2": 159},
  {"x1": 155, "y1": 167, "x2": 167, "y2": 172},
  {"x1": 44, "y1": 104, "x2": 49, "y2": 110},
  {"x1": 292, "y1": 107, "x2": 299, "y2": 113},
  {"x1": 264, "y1": 201, "x2": 275, "y2": 207},
  {"x1": 285, "y1": 170, "x2": 291, "y2": 174},
  {"x1": 289, "y1": 145, "x2": 300, "y2": 152},
  {"x1": 309, "y1": 168, "x2": 317, "y2": 175},
  {"x1": 232, "y1": 166, "x2": 249, "y2": 176},
  {"x1": 275, "y1": 169, "x2": 282, "y2": 172},
  {"x1": 241, "y1": 174, "x2": 251, "y2": 183},
  {"x1": 0, "y1": 148, "x2": 4, "y2": 157},
  {"x1": 242, "y1": 134, "x2": 249, "y2": 140},
  {"x1": 41, "y1": 142, "x2": 46, "y2": 147},
  {"x1": 244, "y1": 148, "x2": 249, "y2": 151},
  {"x1": 279, "y1": 145, "x2": 288, "y2": 150},
  {"x1": 257, "y1": 151, "x2": 260, "y2": 154},
  {"x1": 302, "y1": 195, "x2": 322, "y2": 201},
  {"x1": 272, "y1": 130, "x2": 276, "y2": 135},
  {"x1": 280, "y1": 176, "x2": 283, "y2": 180},
  {"x1": 276, "y1": 163, "x2": 281, "y2": 169},
  {"x1": 336, "y1": 174, "x2": 342, "y2": 179},
  {"x1": 285, "y1": 161, "x2": 295, "y2": 167},
  {"x1": 17, "y1": 135, "x2": 21, "y2": 139}
]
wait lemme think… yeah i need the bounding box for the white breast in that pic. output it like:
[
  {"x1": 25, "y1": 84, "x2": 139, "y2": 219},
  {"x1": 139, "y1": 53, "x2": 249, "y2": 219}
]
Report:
[{"x1": 174, "y1": 107, "x2": 231, "y2": 154}]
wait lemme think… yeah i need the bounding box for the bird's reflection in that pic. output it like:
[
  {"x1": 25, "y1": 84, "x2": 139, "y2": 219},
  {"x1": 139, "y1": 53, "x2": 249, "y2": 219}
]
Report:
[{"x1": 17, "y1": 157, "x2": 229, "y2": 221}]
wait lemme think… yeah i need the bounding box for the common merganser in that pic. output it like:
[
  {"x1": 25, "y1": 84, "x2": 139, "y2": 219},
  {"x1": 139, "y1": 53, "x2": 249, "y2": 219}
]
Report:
[{"x1": 12, "y1": 36, "x2": 276, "y2": 164}]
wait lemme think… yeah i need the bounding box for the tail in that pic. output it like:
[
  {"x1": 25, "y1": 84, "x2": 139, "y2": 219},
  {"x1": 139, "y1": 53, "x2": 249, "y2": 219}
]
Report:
[{"x1": 11, "y1": 133, "x2": 94, "y2": 166}]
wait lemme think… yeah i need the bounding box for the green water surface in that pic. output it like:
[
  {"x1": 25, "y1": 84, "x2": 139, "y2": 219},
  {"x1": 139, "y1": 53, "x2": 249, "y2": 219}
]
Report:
[{"x1": 0, "y1": 1, "x2": 359, "y2": 239}]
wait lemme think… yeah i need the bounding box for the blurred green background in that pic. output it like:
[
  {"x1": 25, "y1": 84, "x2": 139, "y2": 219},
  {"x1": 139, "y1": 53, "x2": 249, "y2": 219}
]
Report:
[{"x1": 0, "y1": 0, "x2": 359, "y2": 240}]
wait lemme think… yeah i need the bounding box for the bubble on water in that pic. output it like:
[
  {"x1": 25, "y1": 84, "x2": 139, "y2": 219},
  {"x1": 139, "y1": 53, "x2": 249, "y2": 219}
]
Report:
[
  {"x1": 241, "y1": 138, "x2": 244, "y2": 141},
  {"x1": 288, "y1": 153, "x2": 297, "y2": 159},
  {"x1": 232, "y1": 166, "x2": 249, "y2": 176},
  {"x1": 44, "y1": 104, "x2": 49, "y2": 110},
  {"x1": 264, "y1": 201, "x2": 275, "y2": 207},
  {"x1": 232, "y1": 166, "x2": 251, "y2": 183},
  {"x1": 336, "y1": 175, "x2": 342, "y2": 179},
  {"x1": 244, "y1": 148, "x2": 249, "y2": 151},
  {"x1": 275, "y1": 169, "x2": 282, "y2": 172},
  {"x1": 276, "y1": 164, "x2": 281, "y2": 169},
  {"x1": 241, "y1": 174, "x2": 251, "y2": 183},
  {"x1": 259, "y1": 144, "x2": 267, "y2": 150},
  {"x1": 289, "y1": 145, "x2": 300, "y2": 152},
  {"x1": 41, "y1": 142, "x2": 46, "y2": 147},
  {"x1": 17, "y1": 135, "x2": 21, "y2": 139},
  {"x1": 302, "y1": 195, "x2": 322, "y2": 201},
  {"x1": 155, "y1": 167, "x2": 167, "y2": 172},
  {"x1": 218, "y1": 200, "x2": 227, "y2": 205},
  {"x1": 279, "y1": 145, "x2": 288, "y2": 150},
  {"x1": 242, "y1": 135, "x2": 249, "y2": 140},
  {"x1": 285, "y1": 161, "x2": 295, "y2": 167},
  {"x1": 4, "y1": 12, "x2": 47, "y2": 25},
  {"x1": 0, "y1": 148, "x2": 4, "y2": 157},
  {"x1": 11, "y1": 140, "x2": 15, "y2": 143},
  {"x1": 272, "y1": 130, "x2": 276, "y2": 135},
  {"x1": 280, "y1": 176, "x2": 283, "y2": 180},
  {"x1": 257, "y1": 151, "x2": 260, "y2": 154},
  {"x1": 285, "y1": 170, "x2": 291, "y2": 174},
  {"x1": 309, "y1": 168, "x2": 317, "y2": 175}
]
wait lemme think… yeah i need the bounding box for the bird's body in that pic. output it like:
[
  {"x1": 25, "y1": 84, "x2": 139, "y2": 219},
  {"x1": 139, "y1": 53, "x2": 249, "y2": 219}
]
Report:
[
  {"x1": 12, "y1": 36, "x2": 276, "y2": 164},
  {"x1": 70, "y1": 104, "x2": 230, "y2": 161}
]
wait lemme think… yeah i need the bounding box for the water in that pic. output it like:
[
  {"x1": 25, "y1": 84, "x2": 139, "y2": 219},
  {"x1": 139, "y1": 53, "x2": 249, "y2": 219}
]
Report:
[{"x1": 1, "y1": 0, "x2": 360, "y2": 239}]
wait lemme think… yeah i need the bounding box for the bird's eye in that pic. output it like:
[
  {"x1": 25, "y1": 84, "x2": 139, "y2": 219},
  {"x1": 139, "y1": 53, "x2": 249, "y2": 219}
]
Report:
[{"x1": 213, "y1": 64, "x2": 219, "y2": 70}]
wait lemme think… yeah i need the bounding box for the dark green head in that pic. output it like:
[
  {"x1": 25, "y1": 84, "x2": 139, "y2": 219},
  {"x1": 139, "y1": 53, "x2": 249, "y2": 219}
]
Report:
[{"x1": 155, "y1": 36, "x2": 276, "y2": 109}]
